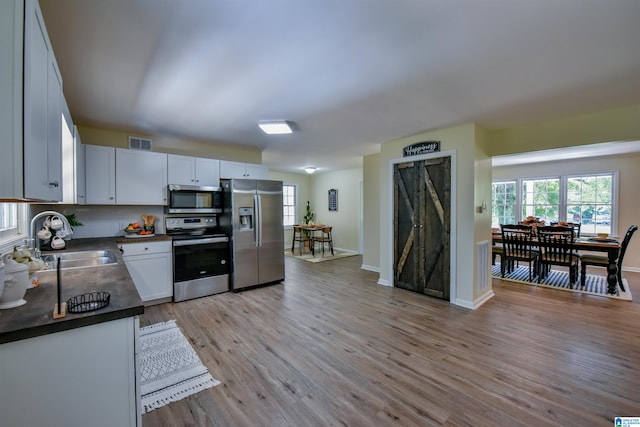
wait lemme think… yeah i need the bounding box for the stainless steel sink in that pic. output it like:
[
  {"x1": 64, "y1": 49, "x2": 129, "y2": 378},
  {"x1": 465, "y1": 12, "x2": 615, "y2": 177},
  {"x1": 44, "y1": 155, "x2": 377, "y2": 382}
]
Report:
[{"x1": 40, "y1": 249, "x2": 118, "y2": 270}]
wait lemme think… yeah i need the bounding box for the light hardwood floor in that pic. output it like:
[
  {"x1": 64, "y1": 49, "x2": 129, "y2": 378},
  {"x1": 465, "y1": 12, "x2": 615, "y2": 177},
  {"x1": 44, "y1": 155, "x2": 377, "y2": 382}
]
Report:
[{"x1": 141, "y1": 256, "x2": 640, "y2": 426}]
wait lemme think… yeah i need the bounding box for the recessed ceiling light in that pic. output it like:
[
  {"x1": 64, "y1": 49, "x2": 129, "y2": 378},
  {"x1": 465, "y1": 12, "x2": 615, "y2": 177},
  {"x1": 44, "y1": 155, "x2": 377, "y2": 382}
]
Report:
[
  {"x1": 258, "y1": 120, "x2": 293, "y2": 135},
  {"x1": 304, "y1": 167, "x2": 316, "y2": 174}
]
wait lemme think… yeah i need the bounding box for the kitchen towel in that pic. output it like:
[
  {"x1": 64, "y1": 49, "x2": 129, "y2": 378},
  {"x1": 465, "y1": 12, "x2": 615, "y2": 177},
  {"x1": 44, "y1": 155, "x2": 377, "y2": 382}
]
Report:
[{"x1": 139, "y1": 319, "x2": 220, "y2": 414}]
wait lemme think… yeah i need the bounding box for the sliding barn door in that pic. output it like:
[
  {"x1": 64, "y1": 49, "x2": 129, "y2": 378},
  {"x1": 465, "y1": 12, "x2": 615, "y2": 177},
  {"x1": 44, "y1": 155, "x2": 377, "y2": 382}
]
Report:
[{"x1": 394, "y1": 157, "x2": 451, "y2": 300}]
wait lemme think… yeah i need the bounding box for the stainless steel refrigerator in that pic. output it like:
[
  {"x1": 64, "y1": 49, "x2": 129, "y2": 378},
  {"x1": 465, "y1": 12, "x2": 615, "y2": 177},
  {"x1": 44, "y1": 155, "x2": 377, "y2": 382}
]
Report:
[{"x1": 222, "y1": 179, "x2": 284, "y2": 291}]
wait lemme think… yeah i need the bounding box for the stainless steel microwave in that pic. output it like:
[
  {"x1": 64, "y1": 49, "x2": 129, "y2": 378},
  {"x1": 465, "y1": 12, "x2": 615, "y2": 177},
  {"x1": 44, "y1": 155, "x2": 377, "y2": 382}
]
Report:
[{"x1": 167, "y1": 184, "x2": 223, "y2": 214}]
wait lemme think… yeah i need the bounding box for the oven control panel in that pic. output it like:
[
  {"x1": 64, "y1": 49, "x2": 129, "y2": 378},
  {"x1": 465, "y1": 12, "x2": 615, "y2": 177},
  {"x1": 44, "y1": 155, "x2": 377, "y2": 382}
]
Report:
[{"x1": 165, "y1": 215, "x2": 217, "y2": 231}]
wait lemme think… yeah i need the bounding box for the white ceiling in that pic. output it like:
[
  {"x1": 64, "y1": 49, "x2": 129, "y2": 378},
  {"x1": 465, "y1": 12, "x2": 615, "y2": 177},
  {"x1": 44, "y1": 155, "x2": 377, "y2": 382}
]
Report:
[{"x1": 39, "y1": 0, "x2": 640, "y2": 174}]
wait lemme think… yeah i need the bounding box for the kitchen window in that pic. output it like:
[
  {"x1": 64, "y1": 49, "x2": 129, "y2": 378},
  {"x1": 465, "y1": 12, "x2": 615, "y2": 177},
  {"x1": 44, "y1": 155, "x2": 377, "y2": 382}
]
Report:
[
  {"x1": 492, "y1": 172, "x2": 617, "y2": 235},
  {"x1": 283, "y1": 184, "x2": 296, "y2": 227},
  {"x1": 0, "y1": 203, "x2": 27, "y2": 250}
]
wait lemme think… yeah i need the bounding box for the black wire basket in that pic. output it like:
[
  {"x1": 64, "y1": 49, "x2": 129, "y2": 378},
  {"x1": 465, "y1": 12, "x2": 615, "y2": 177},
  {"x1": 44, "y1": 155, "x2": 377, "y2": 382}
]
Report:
[{"x1": 67, "y1": 291, "x2": 110, "y2": 313}]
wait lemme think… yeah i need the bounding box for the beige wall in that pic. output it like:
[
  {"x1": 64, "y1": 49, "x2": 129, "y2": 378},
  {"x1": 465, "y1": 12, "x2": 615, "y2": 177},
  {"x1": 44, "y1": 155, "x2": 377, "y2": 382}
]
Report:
[
  {"x1": 378, "y1": 123, "x2": 488, "y2": 308},
  {"x1": 473, "y1": 125, "x2": 494, "y2": 303},
  {"x1": 77, "y1": 124, "x2": 262, "y2": 163},
  {"x1": 270, "y1": 168, "x2": 363, "y2": 253},
  {"x1": 309, "y1": 168, "x2": 362, "y2": 252},
  {"x1": 268, "y1": 170, "x2": 312, "y2": 247},
  {"x1": 487, "y1": 103, "x2": 640, "y2": 156},
  {"x1": 493, "y1": 153, "x2": 640, "y2": 271},
  {"x1": 362, "y1": 153, "x2": 380, "y2": 271}
]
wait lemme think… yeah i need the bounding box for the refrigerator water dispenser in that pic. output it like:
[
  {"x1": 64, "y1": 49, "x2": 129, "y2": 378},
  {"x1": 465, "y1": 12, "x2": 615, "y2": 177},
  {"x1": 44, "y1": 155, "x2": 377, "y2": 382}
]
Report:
[{"x1": 239, "y1": 207, "x2": 253, "y2": 230}]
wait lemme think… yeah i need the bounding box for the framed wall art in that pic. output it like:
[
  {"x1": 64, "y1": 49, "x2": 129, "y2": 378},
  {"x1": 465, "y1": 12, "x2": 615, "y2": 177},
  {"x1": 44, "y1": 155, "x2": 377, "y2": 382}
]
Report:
[{"x1": 328, "y1": 189, "x2": 338, "y2": 211}]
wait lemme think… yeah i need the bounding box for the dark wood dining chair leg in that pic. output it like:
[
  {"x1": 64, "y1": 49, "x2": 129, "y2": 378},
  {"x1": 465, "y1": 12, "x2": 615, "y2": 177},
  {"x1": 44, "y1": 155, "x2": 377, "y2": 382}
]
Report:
[
  {"x1": 291, "y1": 229, "x2": 297, "y2": 253},
  {"x1": 617, "y1": 271, "x2": 626, "y2": 292}
]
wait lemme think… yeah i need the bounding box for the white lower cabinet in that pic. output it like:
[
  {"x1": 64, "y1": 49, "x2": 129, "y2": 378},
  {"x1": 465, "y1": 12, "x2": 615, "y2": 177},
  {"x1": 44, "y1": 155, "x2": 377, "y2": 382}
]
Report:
[
  {"x1": 0, "y1": 317, "x2": 140, "y2": 427},
  {"x1": 120, "y1": 240, "x2": 173, "y2": 304}
]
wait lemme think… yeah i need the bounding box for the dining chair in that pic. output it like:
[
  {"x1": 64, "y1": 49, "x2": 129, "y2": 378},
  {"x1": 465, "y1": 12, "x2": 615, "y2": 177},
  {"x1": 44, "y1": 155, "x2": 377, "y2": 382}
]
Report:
[
  {"x1": 491, "y1": 244, "x2": 504, "y2": 265},
  {"x1": 537, "y1": 225, "x2": 579, "y2": 286},
  {"x1": 291, "y1": 225, "x2": 312, "y2": 256},
  {"x1": 313, "y1": 226, "x2": 334, "y2": 256},
  {"x1": 500, "y1": 224, "x2": 539, "y2": 281},
  {"x1": 579, "y1": 225, "x2": 637, "y2": 291},
  {"x1": 551, "y1": 221, "x2": 581, "y2": 238}
]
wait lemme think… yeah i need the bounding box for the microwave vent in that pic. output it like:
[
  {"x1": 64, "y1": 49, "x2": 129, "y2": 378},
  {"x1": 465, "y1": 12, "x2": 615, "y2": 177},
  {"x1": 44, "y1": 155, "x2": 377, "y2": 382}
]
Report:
[{"x1": 128, "y1": 136, "x2": 152, "y2": 151}]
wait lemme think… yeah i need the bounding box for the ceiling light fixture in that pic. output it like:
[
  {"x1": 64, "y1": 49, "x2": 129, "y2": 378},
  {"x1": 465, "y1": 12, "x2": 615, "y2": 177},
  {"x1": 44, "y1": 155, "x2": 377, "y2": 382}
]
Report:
[
  {"x1": 258, "y1": 120, "x2": 293, "y2": 135},
  {"x1": 304, "y1": 167, "x2": 316, "y2": 174}
]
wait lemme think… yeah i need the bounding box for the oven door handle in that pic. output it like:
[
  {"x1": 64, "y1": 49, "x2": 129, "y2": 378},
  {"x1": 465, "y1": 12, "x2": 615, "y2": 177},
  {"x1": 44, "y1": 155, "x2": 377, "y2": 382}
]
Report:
[{"x1": 173, "y1": 237, "x2": 229, "y2": 246}]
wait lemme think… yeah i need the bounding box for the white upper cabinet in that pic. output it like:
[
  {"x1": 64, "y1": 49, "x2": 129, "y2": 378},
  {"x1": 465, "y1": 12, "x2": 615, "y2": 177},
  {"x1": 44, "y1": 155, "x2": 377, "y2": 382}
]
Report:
[
  {"x1": 195, "y1": 157, "x2": 221, "y2": 187},
  {"x1": 116, "y1": 148, "x2": 168, "y2": 205},
  {"x1": 85, "y1": 145, "x2": 116, "y2": 204},
  {"x1": 220, "y1": 160, "x2": 268, "y2": 180},
  {"x1": 74, "y1": 126, "x2": 86, "y2": 205},
  {"x1": 0, "y1": 0, "x2": 63, "y2": 201},
  {"x1": 167, "y1": 154, "x2": 220, "y2": 187}
]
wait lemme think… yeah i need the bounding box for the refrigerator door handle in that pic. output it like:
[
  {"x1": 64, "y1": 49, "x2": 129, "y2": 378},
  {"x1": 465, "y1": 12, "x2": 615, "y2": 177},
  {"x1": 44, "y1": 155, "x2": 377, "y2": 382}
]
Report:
[{"x1": 253, "y1": 194, "x2": 262, "y2": 247}]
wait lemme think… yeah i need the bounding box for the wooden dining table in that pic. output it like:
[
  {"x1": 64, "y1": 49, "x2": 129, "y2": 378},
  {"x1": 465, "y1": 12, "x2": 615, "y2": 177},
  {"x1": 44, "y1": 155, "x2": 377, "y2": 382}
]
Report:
[
  {"x1": 492, "y1": 232, "x2": 621, "y2": 294},
  {"x1": 295, "y1": 224, "x2": 329, "y2": 256}
]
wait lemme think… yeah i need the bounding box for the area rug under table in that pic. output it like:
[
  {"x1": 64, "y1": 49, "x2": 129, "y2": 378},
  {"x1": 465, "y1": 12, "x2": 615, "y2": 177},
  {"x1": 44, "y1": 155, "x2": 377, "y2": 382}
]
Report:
[
  {"x1": 491, "y1": 263, "x2": 631, "y2": 301},
  {"x1": 491, "y1": 263, "x2": 632, "y2": 301},
  {"x1": 285, "y1": 249, "x2": 357, "y2": 263},
  {"x1": 139, "y1": 319, "x2": 220, "y2": 414}
]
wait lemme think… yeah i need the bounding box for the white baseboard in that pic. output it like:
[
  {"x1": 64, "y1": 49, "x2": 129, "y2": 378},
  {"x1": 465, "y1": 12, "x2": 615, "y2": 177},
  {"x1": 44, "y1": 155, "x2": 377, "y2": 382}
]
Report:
[
  {"x1": 361, "y1": 264, "x2": 380, "y2": 273},
  {"x1": 377, "y1": 278, "x2": 392, "y2": 287},
  {"x1": 453, "y1": 289, "x2": 495, "y2": 310}
]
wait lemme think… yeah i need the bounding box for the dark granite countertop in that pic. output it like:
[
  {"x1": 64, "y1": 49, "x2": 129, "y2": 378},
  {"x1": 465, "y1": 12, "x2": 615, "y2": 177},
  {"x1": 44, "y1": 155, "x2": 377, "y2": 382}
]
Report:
[{"x1": 0, "y1": 236, "x2": 170, "y2": 345}]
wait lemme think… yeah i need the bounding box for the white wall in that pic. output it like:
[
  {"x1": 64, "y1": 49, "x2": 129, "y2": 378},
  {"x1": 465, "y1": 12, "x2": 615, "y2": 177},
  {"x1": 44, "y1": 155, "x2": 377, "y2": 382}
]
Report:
[{"x1": 30, "y1": 204, "x2": 166, "y2": 238}]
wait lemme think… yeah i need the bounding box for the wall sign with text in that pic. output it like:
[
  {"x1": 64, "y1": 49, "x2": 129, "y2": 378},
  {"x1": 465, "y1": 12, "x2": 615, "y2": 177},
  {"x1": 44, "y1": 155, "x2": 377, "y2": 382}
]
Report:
[
  {"x1": 403, "y1": 141, "x2": 441, "y2": 157},
  {"x1": 328, "y1": 189, "x2": 338, "y2": 211}
]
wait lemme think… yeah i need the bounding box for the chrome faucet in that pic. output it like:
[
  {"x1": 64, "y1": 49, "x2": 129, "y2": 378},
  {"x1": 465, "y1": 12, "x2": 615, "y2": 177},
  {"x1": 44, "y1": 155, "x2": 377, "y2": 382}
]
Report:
[{"x1": 29, "y1": 210, "x2": 74, "y2": 258}]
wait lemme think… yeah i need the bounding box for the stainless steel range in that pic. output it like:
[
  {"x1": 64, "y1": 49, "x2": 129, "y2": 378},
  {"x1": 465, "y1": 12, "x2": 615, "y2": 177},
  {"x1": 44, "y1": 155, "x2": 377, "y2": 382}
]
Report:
[{"x1": 165, "y1": 215, "x2": 229, "y2": 302}]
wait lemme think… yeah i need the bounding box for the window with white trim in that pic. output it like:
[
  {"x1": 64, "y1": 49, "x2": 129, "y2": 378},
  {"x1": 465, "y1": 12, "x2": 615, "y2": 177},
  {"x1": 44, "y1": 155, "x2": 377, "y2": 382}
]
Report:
[
  {"x1": 566, "y1": 174, "x2": 614, "y2": 235},
  {"x1": 491, "y1": 181, "x2": 516, "y2": 227},
  {"x1": 521, "y1": 178, "x2": 560, "y2": 224},
  {"x1": 283, "y1": 184, "x2": 296, "y2": 227},
  {"x1": 0, "y1": 203, "x2": 27, "y2": 244},
  {"x1": 491, "y1": 172, "x2": 617, "y2": 235}
]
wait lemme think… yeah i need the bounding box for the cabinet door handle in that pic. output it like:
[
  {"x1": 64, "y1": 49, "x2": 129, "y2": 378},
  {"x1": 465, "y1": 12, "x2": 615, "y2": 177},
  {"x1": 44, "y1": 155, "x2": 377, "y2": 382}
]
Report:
[
  {"x1": 109, "y1": 196, "x2": 114, "y2": 200},
  {"x1": 49, "y1": 181, "x2": 59, "y2": 187}
]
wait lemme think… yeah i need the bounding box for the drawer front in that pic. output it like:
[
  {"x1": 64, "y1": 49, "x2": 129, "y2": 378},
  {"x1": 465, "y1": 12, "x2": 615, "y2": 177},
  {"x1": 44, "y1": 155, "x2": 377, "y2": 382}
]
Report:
[{"x1": 119, "y1": 241, "x2": 171, "y2": 256}]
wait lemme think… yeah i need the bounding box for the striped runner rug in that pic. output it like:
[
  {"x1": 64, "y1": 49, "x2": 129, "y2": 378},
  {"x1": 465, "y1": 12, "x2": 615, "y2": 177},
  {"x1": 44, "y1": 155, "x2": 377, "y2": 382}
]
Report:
[{"x1": 492, "y1": 263, "x2": 632, "y2": 301}]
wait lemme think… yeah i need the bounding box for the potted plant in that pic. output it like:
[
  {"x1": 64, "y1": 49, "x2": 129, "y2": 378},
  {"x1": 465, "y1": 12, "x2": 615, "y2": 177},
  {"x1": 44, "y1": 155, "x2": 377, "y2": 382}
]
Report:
[
  {"x1": 63, "y1": 212, "x2": 84, "y2": 239},
  {"x1": 302, "y1": 201, "x2": 315, "y2": 242},
  {"x1": 303, "y1": 201, "x2": 315, "y2": 226}
]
